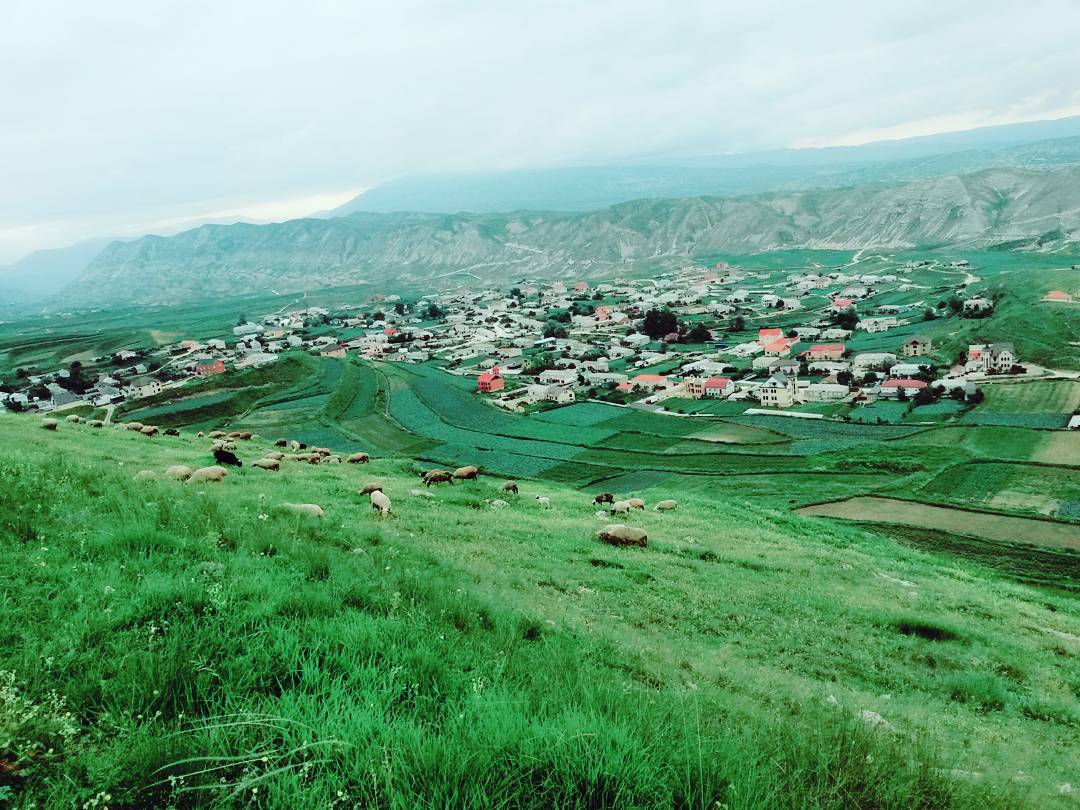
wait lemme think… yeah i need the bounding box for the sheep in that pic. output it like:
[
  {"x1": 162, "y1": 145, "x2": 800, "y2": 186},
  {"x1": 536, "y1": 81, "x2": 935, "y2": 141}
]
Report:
[
  {"x1": 289, "y1": 440, "x2": 301, "y2": 451},
  {"x1": 307, "y1": 454, "x2": 321, "y2": 465},
  {"x1": 501, "y1": 480, "x2": 519, "y2": 495},
  {"x1": 125, "y1": 422, "x2": 144, "y2": 431},
  {"x1": 370, "y1": 490, "x2": 392, "y2": 516},
  {"x1": 489, "y1": 499, "x2": 509, "y2": 509},
  {"x1": 208, "y1": 430, "x2": 227, "y2": 439},
  {"x1": 423, "y1": 470, "x2": 454, "y2": 487},
  {"x1": 627, "y1": 498, "x2": 645, "y2": 511},
  {"x1": 227, "y1": 431, "x2": 243, "y2": 439},
  {"x1": 274, "y1": 438, "x2": 289, "y2": 447},
  {"x1": 597, "y1": 524, "x2": 648, "y2": 548},
  {"x1": 311, "y1": 447, "x2": 331, "y2": 457},
  {"x1": 347, "y1": 452, "x2": 370, "y2": 464},
  {"x1": 188, "y1": 465, "x2": 227, "y2": 483},
  {"x1": 595, "y1": 510, "x2": 610, "y2": 519},
  {"x1": 265, "y1": 451, "x2": 284, "y2": 461},
  {"x1": 358, "y1": 482, "x2": 384, "y2": 496},
  {"x1": 88, "y1": 419, "x2": 104, "y2": 428},
  {"x1": 41, "y1": 418, "x2": 58, "y2": 431},
  {"x1": 654, "y1": 499, "x2": 678, "y2": 512},
  {"x1": 592, "y1": 493, "x2": 614, "y2": 505},
  {"x1": 65, "y1": 414, "x2": 83, "y2": 423},
  {"x1": 213, "y1": 448, "x2": 243, "y2": 467},
  {"x1": 211, "y1": 440, "x2": 237, "y2": 452},
  {"x1": 164, "y1": 464, "x2": 193, "y2": 481},
  {"x1": 609, "y1": 500, "x2": 632, "y2": 515},
  {"x1": 140, "y1": 425, "x2": 159, "y2": 437},
  {"x1": 252, "y1": 458, "x2": 281, "y2": 471},
  {"x1": 196, "y1": 431, "x2": 205, "y2": 438},
  {"x1": 132, "y1": 469, "x2": 156, "y2": 481},
  {"x1": 297, "y1": 442, "x2": 308, "y2": 450},
  {"x1": 534, "y1": 495, "x2": 551, "y2": 508},
  {"x1": 281, "y1": 502, "x2": 324, "y2": 518},
  {"x1": 453, "y1": 465, "x2": 479, "y2": 481},
  {"x1": 326, "y1": 455, "x2": 342, "y2": 465},
  {"x1": 164, "y1": 428, "x2": 180, "y2": 437}
]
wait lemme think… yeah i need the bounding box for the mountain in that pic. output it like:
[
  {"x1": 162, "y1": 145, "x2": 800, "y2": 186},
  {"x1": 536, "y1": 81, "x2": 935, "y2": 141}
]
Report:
[
  {"x1": 0, "y1": 237, "x2": 113, "y2": 306},
  {"x1": 55, "y1": 166, "x2": 1080, "y2": 309},
  {"x1": 333, "y1": 121, "x2": 1080, "y2": 216}
]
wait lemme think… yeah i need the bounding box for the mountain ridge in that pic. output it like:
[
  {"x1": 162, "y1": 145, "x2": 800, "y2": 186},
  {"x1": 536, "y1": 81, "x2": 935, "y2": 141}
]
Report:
[{"x1": 56, "y1": 166, "x2": 1080, "y2": 309}]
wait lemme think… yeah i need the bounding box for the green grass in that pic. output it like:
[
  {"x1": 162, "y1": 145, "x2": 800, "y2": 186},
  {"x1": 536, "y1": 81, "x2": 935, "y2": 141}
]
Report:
[{"x1": 1, "y1": 415, "x2": 1078, "y2": 807}]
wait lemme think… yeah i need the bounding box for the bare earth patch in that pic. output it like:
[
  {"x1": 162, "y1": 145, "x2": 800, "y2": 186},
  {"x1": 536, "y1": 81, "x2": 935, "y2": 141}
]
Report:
[
  {"x1": 797, "y1": 496, "x2": 1080, "y2": 550},
  {"x1": 1033, "y1": 432, "x2": 1080, "y2": 465}
]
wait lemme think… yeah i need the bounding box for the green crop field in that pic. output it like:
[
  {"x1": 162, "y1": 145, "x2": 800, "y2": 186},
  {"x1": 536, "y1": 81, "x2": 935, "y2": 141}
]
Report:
[{"x1": 3, "y1": 404, "x2": 1077, "y2": 807}]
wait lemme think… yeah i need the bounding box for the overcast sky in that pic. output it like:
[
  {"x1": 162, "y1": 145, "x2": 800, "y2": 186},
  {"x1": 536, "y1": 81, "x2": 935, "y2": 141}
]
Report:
[{"x1": 2, "y1": 0, "x2": 1080, "y2": 263}]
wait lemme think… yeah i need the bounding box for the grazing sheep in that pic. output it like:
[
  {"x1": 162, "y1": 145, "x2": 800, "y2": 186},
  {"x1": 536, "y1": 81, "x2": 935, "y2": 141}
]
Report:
[
  {"x1": 281, "y1": 502, "x2": 324, "y2": 518},
  {"x1": 534, "y1": 495, "x2": 551, "y2": 508},
  {"x1": 326, "y1": 455, "x2": 342, "y2": 464},
  {"x1": 88, "y1": 419, "x2": 104, "y2": 428},
  {"x1": 423, "y1": 469, "x2": 454, "y2": 487},
  {"x1": 358, "y1": 482, "x2": 383, "y2": 496},
  {"x1": 165, "y1": 464, "x2": 193, "y2": 481},
  {"x1": 370, "y1": 490, "x2": 392, "y2": 516},
  {"x1": 213, "y1": 448, "x2": 243, "y2": 467},
  {"x1": 595, "y1": 510, "x2": 610, "y2": 519},
  {"x1": 312, "y1": 447, "x2": 332, "y2": 457},
  {"x1": 235, "y1": 431, "x2": 253, "y2": 440},
  {"x1": 125, "y1": 422, "x2": 144, "y2": 431},
  {"x1": 289, "y1": 440, "x2": 301, "y2": 451},
  {"x1": 196, "y1": 431, "x2": 204, "y2": 438},
  {"x1": 227, "y1": 431, "x2": 243, "y2": 439},
  {"x1": 211, "y1": 440, "x2": 237, "y2": 452},
  {"x1": 252, "y1": 458, "x2": 281, "y2": 471},
  {"x1": 489, "y1": 499, "x2": 509, "y2": 509},
  {"x1": 133, "y1": 470, "x2": 157, "y2": 481},
  {"x1": 164, "y1": 428, "x2": 180, "y2": 437},
  {"x1": 592, "y1": 493, "x2": 614, "y2": 505},
  {"x1": 654, "y1": 499, "x2": 678, "y2": 512},
  {"x1": 609, "y1": 500, "x2": 631, "y2": 515},
  {"x1": 40, "y1": 418, "x2": 58, "y2": 431},
  {"x1": 297, "y1": 442, "x2": 308, "y2": 450},
  {"x1": 502, "y1": 480, "x2": 519, "y2": 495},
  {"x1": 265, "y1": 451, "x2": 284, "y2": 461},
  {"x1": 188, "y1": 465, "x2": 227, "y2": 483},
  {"x1": 65, "y1": 414, "x2": 82, "y2": 423},
  {"x1": 597, "y1": 524, "x2": 648, "y2": 548},
  {"x1": 307, "y1": 454, "x2": 321, "y2": 465},
  {"x1": 140, "y1": 425, "x2": 159, "y2": 437},
  {"x1": 453, "y1": 465, "x2": 479, "y2": 481},
  {"x1": 627, "y1": 498, "x2": 645, "y2": 511},
  {"x1": 347, "y1": 452, "x2": 370, "y2": 464},
  {"x1": 274, "y1": 438, "x2": 288, "y2": 447},
  {"x1": 208, "y1": 430, "x2": 227, "y2": 439}
]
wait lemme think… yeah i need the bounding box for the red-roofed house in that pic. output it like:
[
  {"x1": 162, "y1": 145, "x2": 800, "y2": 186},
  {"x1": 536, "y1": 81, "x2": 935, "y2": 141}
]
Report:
[
  {"x1": 831, "y1": 298, "x2": 855, "y2": 311},
  {"x1": 806, "y1": 343, "x2": 845, "y2": 361},
  {"x1": 574, "y1": 282, "x2": 589, "y2": 292},
  {"x1": 384, "y1": 326, "x2": 399, "y2": 337},
  {"x1": 685, "y1": 377, "x2": 734, "y2": 399},
  {"x1": 627, "y1": 374, "x2": 669, "y2": 391},
  {"x1": 758, "y1": 327, "x2": 783, "y2": 346},
  {"x1": 1043, "y1": 290, "x2": 1073, "y2": 302},
  {"x1": 476, "y1": 367, "x2": 505, "y2": 394},
  {"x1": 879, "y1": 378, "x2": 926, "y2": 399},
  {"x1": 764, "y1": 338, "x2": 793, "y2": 357},
  {"x1": 195, "y1": 359, "x2": 226, "y2": 377}
]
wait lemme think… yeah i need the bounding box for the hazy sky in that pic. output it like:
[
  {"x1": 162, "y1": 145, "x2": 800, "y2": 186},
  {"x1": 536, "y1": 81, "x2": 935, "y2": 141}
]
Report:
[{"x1": 3, "y1": 0, "x2": 1080, "y2": 262}]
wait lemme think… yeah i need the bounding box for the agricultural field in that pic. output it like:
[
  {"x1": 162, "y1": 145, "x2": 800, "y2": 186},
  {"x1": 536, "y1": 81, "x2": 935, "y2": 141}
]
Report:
[
  {"x1": 2, "y1": 415, "x2": 1079, "y2": 807},
  {"x1": 919, "y1": 461, "x2": 1080, "y2": 521},
  {"x1": 961, "y1": 380, "x2": 1080, "y2": 430}
]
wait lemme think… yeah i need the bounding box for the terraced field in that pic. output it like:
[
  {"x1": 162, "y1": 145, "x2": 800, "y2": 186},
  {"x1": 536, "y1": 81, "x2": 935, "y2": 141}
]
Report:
[{"x1": 962, "y1": 380, "x2": 1080, "y2": 429}]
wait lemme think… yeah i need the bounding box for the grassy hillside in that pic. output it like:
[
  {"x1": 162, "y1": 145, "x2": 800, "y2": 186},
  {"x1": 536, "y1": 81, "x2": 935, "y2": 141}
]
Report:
[{"x1": 0, "y1": 414, "x2": 1077, "y2": 807}]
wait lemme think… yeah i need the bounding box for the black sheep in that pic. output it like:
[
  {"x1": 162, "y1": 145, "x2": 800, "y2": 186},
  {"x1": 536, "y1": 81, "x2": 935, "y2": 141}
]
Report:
[{"x1": 213, "y1": 448, "x2": 243, "y2": 467}]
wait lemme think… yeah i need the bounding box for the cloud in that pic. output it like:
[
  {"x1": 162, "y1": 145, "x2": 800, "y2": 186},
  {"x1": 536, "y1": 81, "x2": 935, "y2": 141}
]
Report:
[{"x1": 2, "y1": 0, "x2": 1079, "y2": 260}]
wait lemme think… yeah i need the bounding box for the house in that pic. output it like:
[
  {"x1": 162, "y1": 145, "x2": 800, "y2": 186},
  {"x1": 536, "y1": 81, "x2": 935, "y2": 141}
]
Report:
[
  {"x1": 1042, "y1": 290, "x2": 1073, "y2": 303},
  {"x1": 124, "y1": 379, "x2": 163, "y2": 400},
  {"x1": 889, "y1": 362, "x2": 931, "y2": 378},
  {"x1": 1068, "y1": 415, "x2": 1080, "y2": 430},
  {"x1": 804, "y1": 382, "x2": 849, "y2": 402},
  {"x1": 319, "y1": 344, "x2": 348, "y2": 359},
  {"x1": 879, "y1": 379, "x2": 927, "y2": 399},
  {"x1": 537, "y1": 368, "x2": 578, "y2": 386},
  {"x1": 233, "y1": 322, "x2": 263, "y2": 336},
  {"x1": 805, "y1": 343, "x2": 844, "y2": 361},
  {"x1": 757, "y1": 328, "x2": 784, "y2": 347},
  {"x1": 684, "y1": 377, "x2": 734, "y2": 399},
  {"x1": 857, "y1": 316, "x2": 897, "y2": 333},
  {"x1": 820, "y1": 328, "x2": 852, "y2": 341},
  {"x1": 830, "y1": 298, "x2": 855, "y2": 312},
  {"x1": 623, "y1": 333, "x2": 651, "y2": 348},
  {"x1": 763, "y1": 338, "x2": 793, "y2": 357},
  {"x1": 758, "y1": 374, "x2": 796, "y2": 408},
  {"x1": 542, "y1": 385, "x2": 576, "y2": 404},
  {"x1": 962, "y1": 297, "x2": 994, "y2": 314},
  {"x1": 901, "y1": 335, "x2": 932, "y2": 357},
  {"x1": 626, "y1": 374, "x2": 669, "y2": 391},
  {"x1": 476, "y1": 367, "x2": 505, "y2": 394},
  {"x1": 195, "y1": 359, "x2": 226, "y2": 377},
  {"x1": 966, "y1": 342, "x2": 1017, "y2": 373},
  {"x1": 852, "y1": 352, "x2": 896, "y2": 371}
]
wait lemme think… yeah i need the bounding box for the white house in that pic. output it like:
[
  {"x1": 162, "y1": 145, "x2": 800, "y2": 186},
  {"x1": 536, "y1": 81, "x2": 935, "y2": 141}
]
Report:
[{"x1": 758, "y1": 374, "x2": 796, "y2": 408}]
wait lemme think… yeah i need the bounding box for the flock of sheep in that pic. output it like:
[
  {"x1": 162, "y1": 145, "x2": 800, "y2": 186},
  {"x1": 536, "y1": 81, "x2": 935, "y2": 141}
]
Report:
[{"x1": 39, "y1": 415, "x2": 679, "y2": 547}]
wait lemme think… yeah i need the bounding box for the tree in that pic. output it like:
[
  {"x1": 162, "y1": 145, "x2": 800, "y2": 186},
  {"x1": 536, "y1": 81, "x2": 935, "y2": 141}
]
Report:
[
  {"x1": 836, "y1": 370, "x2": 854, "y2": 386},
  {"x1": 509, "y1": 287, "x2": 522, "y2": 298},
  {"x1": 641, "y1": 308, "x2": 678, "y2": 339},
  {"x1": 542, "y1": 322, "x2": 568, "y2": 339},
  {"x1": 946, "y1": 296, "x2": 963, "y2": 314},
  {"x1": 373, "y1": 311, "x2": 386, "y2": 321},
  {"x1": 683, "y1": 323, "x2": 712, "y2": 344},
  {"x1": 237, "y1": 313, "x2": 247, "y2": 325},
  {"x1": 425, "y1": 304, "x2": 443, "y2": 319},
  {"x1": 394, "y1": 302, "x2": 406, "y2": 315},
  {"x1": 831, "y1": 309, "x2": 858, "y2": 330},
  {"x1": 728, "y1": 315, "x2": 746, "y2": 333},
  {"x1": 923, "y1": 308, "x2": 937, "y2": 321}
]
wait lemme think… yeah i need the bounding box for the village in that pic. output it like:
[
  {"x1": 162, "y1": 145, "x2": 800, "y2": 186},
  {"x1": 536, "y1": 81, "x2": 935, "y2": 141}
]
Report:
[{"x1": 4, "y1": 254, "x2": 1075, "y2": 429}]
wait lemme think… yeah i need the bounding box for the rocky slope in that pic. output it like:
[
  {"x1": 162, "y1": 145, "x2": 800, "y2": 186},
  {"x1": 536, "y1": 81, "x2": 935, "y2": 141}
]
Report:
[{"x1": 57, "y1": 167, "x2": 1080, "y2": 307}]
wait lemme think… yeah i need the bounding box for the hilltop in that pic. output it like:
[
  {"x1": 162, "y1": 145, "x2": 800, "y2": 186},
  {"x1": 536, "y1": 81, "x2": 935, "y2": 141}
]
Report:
[
  {"x1": 0, "y1": 413, "x2": 1076, "y2": 807},
  {"x1": 55, "y1": 166, "x2": 1080, "y2": 308}
]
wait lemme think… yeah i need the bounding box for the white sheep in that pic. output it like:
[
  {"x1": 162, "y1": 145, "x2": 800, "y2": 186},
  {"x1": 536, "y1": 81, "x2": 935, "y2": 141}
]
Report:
[
  {"x1": 164, "y1": 464, "x2": 193, "y2": 481},
  {"x1": 188, "y1": 466, "x2": 228, "y2": 483},
  {"x1": 610, "y1": 500, "x2": 631, "y2": 515},
  {"x1": 654, "y1": 499, "x2": 678, "y2": 512},
  {"x1": 534, "y1": 495, "x2": 551, "y2": 508},
  {"x1": 282, "y1": 502, "x2": 324, "y2": 518},
  {"x1": 370, "y1": 490, "x2": 392, "y2": 516},
  {"x1": 489, "y1": 499, "x2": 510, "y2": 509}
]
